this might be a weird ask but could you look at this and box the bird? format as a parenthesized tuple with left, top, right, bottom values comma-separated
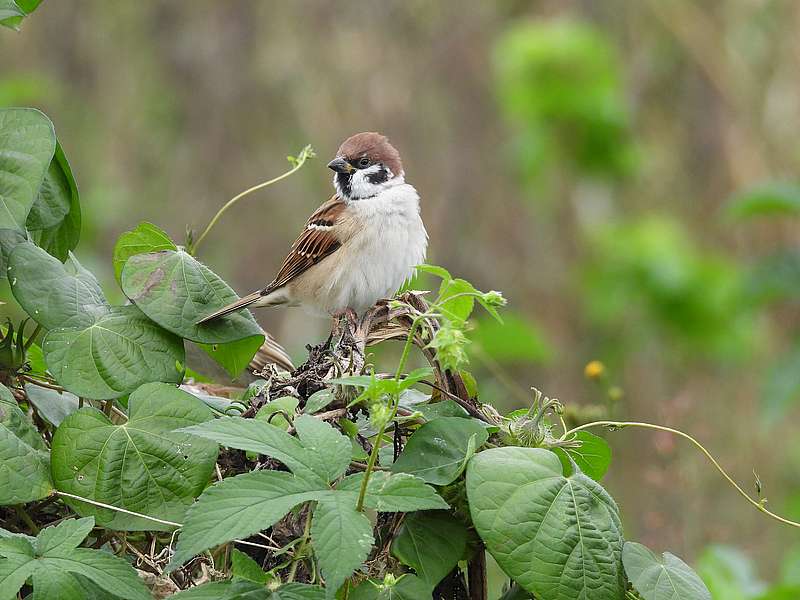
(197, 132, 428, 326)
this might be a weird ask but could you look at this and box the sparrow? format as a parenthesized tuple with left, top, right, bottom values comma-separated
(198, 132, 428, 325)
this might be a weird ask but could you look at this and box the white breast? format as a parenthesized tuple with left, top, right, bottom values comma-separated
(289, 182, 427, 316)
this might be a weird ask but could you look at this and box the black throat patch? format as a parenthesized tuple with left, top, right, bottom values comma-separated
(366, 166, 389, 185)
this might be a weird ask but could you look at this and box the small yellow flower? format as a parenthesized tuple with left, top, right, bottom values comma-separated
(584, 360, 605, 380)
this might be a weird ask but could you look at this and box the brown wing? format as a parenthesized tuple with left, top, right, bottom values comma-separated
(265, 196, 346, 292)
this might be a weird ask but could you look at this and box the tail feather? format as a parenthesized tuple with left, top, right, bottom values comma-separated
(196, 290, 263, 325)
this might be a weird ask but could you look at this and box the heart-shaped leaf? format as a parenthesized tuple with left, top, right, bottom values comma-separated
(112, 221, 176, 284)
(121, 249, 263, 344)
(28, 143, 81, 262)
(8, 242, 106, 330)
(391, 417, 489, 485)
(392, 511, 468, 588)
(24, 383, 79, 427)
(553, 431, 612, 481)
(0, 108, 55, 232)
(42, 304, 185, 399)
(623, 541, 711, 600)
(51, 382, 218, 530)
(0, 383, 52, 505)
(466, 447, 624, 600)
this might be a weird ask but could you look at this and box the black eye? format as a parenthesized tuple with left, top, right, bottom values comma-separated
(358, 157, 370, 168)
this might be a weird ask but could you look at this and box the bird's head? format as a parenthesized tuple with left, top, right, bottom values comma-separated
(327, 132, 404, 201)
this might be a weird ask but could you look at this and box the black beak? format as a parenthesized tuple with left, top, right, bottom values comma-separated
(327, 157, 353, 174)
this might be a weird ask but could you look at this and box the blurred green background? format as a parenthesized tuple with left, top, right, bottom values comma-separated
(2, 0, 799, 593)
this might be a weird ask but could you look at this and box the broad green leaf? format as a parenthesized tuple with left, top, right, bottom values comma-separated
(553, 431, 612, 481)
(0, 108, 55, 231)
(304, 388, 335, 414)
(0, 532, 151, 600)
(179, 416, 348, 485)
(25, 383, 79, 426)
(0, 227, 25, 273)
(9, 242, 105, 330)
(623, 541, 710, 600)
(311, 493, 374, 599)
(415, 264, 452, 281)
(0, 537, 37, 600)
(294, 414, 351, 483)
(121, 249, 263, 344)
(231, 548, 271, 584)
(466, 447, 624, 600)
(268, 584, 326, 600)
(349, 575, 432, 600)
(337, 472, 447, 512)
(32, 568, 85, 600)
(28, 143, 81, 262)
(198, 334, 265, 379)
(40, 548, 151, 600)
(42, 304, 185, 399)
(0, 389, 52, 504)
(695, 545, 764, 600)
(35, 517, 94, 556)
(416, 399, 469, 421)
(51, 382, 218, 530)
(112, 221, 176, 284)
(167, 470, 327, 571)
(727, 182, 800, 218)
(391, 511, 468, 588)
(391, 417, 489, 485)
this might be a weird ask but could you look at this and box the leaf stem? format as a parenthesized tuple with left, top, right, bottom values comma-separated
(287, 507, 313, 582)
(561, 420, 800, 529)
(14, 505, 39, 534)
(356, 318, 422, 512)
(22, 323, 41, 352)
(190, 145, 313, 255)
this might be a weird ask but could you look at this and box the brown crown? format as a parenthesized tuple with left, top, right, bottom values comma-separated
(337, 132, 403, 176)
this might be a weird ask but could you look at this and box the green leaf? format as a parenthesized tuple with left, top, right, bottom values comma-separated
(35, 517, 94, 556)
(121, 249, 263, 344)
(255, 396, 299, 431)
(623, 541, 711, 600)
(167, 470, 327, 571)
(391, 417, 489, 485)
(0, 530, 151, 600)
(42, 304, 185, 399)
(24, 383, 79, 427)
(727, 182, 800, 218)
(0, 227, 25, 273)
(198, 334, 265, 379)
(28, 143, 81, 262)
(231, 549, 270, 584)
(170, 581, 324, 600)
(179, 415, 349, 485)
(466, 447, 624, 600)
(32, 569, 85, 600)
(349, 575, 432, 600)
(0, 0, 40, 30)
(51, 382, 218, 530)
(416, 400, 469, 421)
(8, 242, 106, 329)
(0, 108, 55, 231)
(112, 222, 176, 285)
(304, 388, 335, 414)
(437, 278, 475, 324)
(553, 431, 612, 481)
(311, 493, 374, 599)
(0, 389, 52, 505)
(695, 545, 763, 600)
(337, 472, 447, 512)
(415, 264, 452, 281)
(391, 511, 468, 588)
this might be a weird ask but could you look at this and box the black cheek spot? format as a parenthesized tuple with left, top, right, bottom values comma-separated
(366, 167, 389, 185)
(336, 172, 352, 196)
